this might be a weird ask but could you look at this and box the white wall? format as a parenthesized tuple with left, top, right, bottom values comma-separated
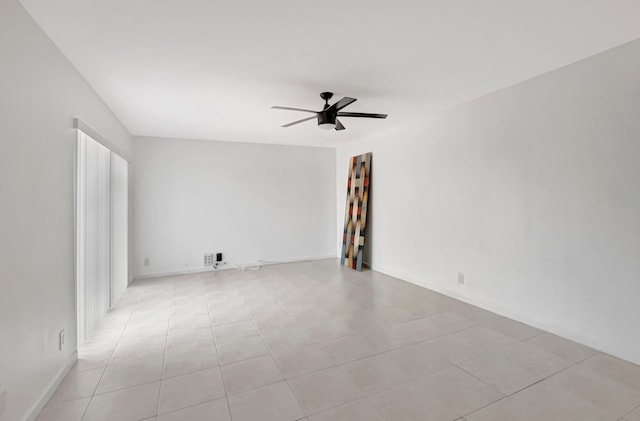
(133, 137, 336, 277)
(337, 39, 640, 365)
(0, 2, 133, 420)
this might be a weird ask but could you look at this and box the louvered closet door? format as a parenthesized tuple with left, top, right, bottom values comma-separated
(110, 153, 128, 306)
(77, 131, 112, 344)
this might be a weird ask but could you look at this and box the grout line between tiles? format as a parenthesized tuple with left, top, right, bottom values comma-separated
(241, 290, 307, 419)
(206, 276, 234, 421)
(77, 301, 135, 421)
(456, 350, 607, 419)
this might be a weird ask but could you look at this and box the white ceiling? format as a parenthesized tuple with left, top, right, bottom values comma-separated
(20, 0, 640, 147)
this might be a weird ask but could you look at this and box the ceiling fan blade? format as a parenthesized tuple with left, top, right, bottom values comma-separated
(337, 112, 388, 119)
(335, 119, 345, 131)
(326, 97, 357, 112)
(271, 106, 318, 114)
(281, 115, 317, 128)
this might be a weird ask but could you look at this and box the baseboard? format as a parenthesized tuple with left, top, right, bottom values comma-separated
(133, 254, 337, 280)
(369, 263, 639, 366)
(23, 351, 78, 421)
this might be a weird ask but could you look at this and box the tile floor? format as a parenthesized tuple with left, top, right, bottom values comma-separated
(36, 259, 640, 421)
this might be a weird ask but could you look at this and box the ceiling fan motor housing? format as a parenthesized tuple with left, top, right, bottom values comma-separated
(317, 108, 337, 125)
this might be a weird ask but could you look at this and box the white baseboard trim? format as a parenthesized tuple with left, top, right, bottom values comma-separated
(23, 351, 78, 421)
(369, 263, 639, 365)
(132, 254, 337, 280)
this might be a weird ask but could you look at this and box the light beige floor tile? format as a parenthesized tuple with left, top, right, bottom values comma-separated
(496, 342, 568, 377)
(110, 335, 166, 364)
(464, 397, 530, 421)
(458, 352, 542, 395)
(414, 366, 504, 417)
(525, 333, 598, 365)
(367, 380, 460, 421)
(362, 324, 416, 353)
(338, 312, 388, 336)
(169, 313, 211, 329)
(391, 312, 473, 343)
(303, 319, 355, 342)
(162, 345, 219, 378)
(165, 329, 214, 352)
(157, 368, 225, 414)
(341, 353, 408, 395)
(384, 343, 452, 379)
(70, 355, 111, 373)
(212, 320, 259, 343)
(262, 328, 315, 354)
(288, 366, 364, 415)
(422, 311, 478, 334)
(156, 397, 230, 421)
(35, 397, 90, 421)
(221, 355, 283, 395)
(210, 309, 251, 326)
(421, 325, 519, 364)
(308, 399, 386, 421)
(217, 336, 269, 365)
(253, 314, 303, 335)
(578, 354, 640, 391)
(272, 343, 335, 378)
(364, 304, 418, 324)
(228, 381, 304, 421)
(548, 362, 640, 417)
(246, 302, 288, 319)
(96, 354, 163, 394)
(120, 323, 169, 342)
(48, 367, 104, 403)
(481, 315, 542, 341)
(624, 405, 640, 421)
(510, 380, 614, 421)
(83, 382, 160, 421)
(168, 315, 211, 334)
(318, 335, 378, 365)
(207, 296, 244, 312)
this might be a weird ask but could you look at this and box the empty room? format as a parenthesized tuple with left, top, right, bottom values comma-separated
(2, 1, 640, 420)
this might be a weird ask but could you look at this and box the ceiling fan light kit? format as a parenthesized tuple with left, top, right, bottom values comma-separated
(272, 92, 387, 131)
(318, 122, 336, 130)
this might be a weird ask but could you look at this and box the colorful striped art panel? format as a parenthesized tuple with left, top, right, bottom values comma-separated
(341, 153, 371, 271)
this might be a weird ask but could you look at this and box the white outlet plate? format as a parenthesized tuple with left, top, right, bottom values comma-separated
(59, 330, 65, 350)
(457, 272, 465, 285)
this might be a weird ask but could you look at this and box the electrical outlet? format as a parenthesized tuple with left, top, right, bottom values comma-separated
(204, 253, 214, 266)
(216, 253, 223, 262)
(59, 330, 65, 350)
(0, 389, 7, 416)
(144, 257, 150, 266)
(457, 272, 465, 286)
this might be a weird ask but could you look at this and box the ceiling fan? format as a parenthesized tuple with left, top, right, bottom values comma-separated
(271, 92, 388, 131)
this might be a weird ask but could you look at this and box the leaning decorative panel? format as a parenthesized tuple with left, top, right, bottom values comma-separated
(341, 153, 371, 271)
